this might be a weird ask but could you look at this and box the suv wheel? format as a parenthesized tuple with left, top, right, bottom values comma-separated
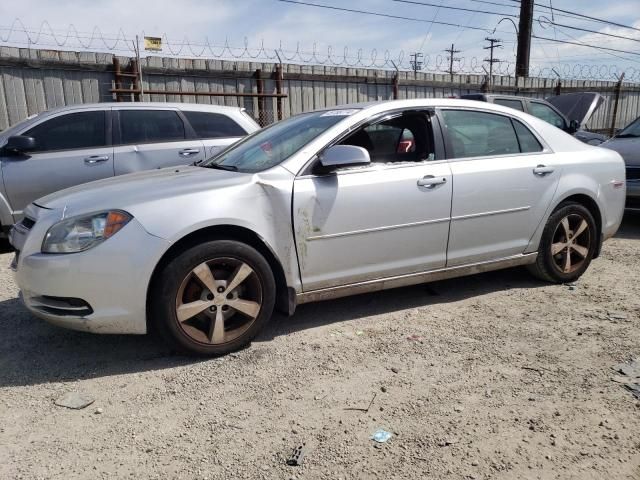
(528, 202, 597, 283)
(151, 240, 276, 356)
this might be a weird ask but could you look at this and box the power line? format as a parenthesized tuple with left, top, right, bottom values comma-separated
(532, 35, 640, 57)
(470, 0, 619, 25)
(541, 17, 640, 44)
(390, 0, 518, 18)
(507, 0, 640, 33)
(548, 26, 640, 65)
(277, 0, 507, 34)
(417, 0, 443, 52)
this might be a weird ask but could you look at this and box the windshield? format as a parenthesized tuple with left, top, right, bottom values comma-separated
(201, 109, 360, 172)
(617, 117, 640, 138)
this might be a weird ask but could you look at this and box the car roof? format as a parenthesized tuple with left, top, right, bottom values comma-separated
(34, 102, 247, 115)
(461, 93, 536, 101)
(313, 98, 530, 114)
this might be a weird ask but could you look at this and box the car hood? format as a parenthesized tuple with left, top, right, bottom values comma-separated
(546, 92, 603, 128)
(34, 165, 253, 213)
(600, 137, 640, 167)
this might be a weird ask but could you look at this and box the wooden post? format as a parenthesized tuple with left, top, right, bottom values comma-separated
(131, 59, 140, 102)
(609, 73, 625, 137)
(113, 57, 121, 102)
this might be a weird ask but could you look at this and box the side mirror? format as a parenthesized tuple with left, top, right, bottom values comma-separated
(4, 135, 36, 154)
(568, 119, 580, 134)
(319, 145, 371, 170)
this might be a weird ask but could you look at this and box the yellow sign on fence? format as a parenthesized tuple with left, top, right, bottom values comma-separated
(144, 36, 162, 51)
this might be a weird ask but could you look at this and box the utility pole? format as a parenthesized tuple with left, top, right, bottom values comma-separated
(444, 44, 461, 76)
(483, 37, 502, 91)
(409, 52, 423, 73)
(516, 0, 534, 77)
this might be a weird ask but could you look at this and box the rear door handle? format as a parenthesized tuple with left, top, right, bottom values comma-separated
(84, 155, 109, 164)
(533, 164, 555, 176)
(417, 175, 447, 188)
(179, 148, 200, 157)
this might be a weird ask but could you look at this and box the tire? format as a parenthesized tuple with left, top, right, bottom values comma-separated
(150, 240, 276, 356)
(528, 202, 597, 283)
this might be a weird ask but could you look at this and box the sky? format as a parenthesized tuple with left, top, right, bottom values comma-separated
(1, 0, 639, 79)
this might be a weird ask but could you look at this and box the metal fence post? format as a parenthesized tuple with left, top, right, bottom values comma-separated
(255, 68, 265, 127)
(276, 64, 283, 121)
(610, 73, 625, 137)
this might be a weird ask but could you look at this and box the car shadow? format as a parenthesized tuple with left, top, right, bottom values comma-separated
(0, 266, 547, 388)
(615, 211, 640, 240)
(259, 266, 545, 341)
(0, 239, 14, 254)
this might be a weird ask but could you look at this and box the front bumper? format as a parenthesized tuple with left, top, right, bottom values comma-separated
(12, 213, 170, 334)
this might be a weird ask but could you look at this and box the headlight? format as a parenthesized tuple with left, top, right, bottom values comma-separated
(42, 210, 132, 254)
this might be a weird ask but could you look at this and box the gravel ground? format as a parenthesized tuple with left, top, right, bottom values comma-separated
(1, 214, 639, 480)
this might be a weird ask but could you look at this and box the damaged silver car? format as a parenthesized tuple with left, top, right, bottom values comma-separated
(9, 99, 626, 356)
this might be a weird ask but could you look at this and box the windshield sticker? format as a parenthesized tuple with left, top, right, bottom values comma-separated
(320, 109, 360, 117)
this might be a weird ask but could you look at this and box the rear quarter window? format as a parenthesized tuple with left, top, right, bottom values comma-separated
(513, 120, 543, 153)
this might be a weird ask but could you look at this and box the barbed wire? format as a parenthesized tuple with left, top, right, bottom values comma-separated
(1, 18, 639, 82)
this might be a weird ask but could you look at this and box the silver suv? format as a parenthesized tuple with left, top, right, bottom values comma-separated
(0, 103, 259, 238)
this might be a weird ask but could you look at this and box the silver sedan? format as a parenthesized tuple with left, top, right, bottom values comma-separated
(9, 99, 626, 356)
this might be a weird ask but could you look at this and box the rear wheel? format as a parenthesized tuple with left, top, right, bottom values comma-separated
(528, 202, 597, 283)
(151, 240, 275, 356)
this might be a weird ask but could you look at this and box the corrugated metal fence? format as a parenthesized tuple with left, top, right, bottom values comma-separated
(1, 46, 639, 133)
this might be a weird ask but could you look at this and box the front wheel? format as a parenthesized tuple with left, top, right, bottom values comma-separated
(151, 240, 276, 356)
(528, 202, 597, 283)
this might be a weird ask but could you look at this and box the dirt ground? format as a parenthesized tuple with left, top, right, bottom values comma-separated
(0, 214, 639, 480)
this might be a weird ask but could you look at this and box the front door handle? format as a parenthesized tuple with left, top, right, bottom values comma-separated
(533, 164, 555, 176)
(179, 148, 200, 157)
(84, 155, 109, 164)
(417, 175, 447, 188)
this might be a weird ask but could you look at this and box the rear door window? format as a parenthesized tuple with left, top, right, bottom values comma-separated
(183, 111, 246, 139)
(528, 102, 566, 129)
(24, 111, 106, 152)
(441, 110, 520, 158)
(494, 98, 525, 111)
(119, 110, 185, 145)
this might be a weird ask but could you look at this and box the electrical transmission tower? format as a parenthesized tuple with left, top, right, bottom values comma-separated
(483, 37, 502, 90)
(444, 44, 461, 75)
(409, 52, 423, 73)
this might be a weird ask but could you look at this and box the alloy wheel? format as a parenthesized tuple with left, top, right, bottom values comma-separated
(175, 258, 263, 345)
(550, 213, 591, 274)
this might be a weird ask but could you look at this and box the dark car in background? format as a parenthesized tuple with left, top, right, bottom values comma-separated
(600, 116, 640, 211)
(461, 93, 608, 145)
